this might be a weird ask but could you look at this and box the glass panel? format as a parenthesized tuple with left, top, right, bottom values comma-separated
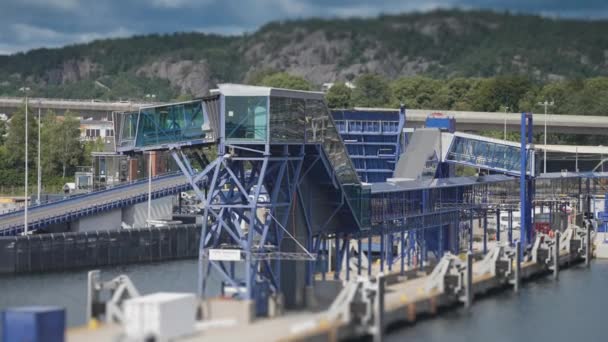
(269, 96, 305, 143)
(446, 136, 526, 174)
(225, 96, 267, 141)
(133, 101, 207, 148)
(305, 99, 359, 185)
(306, 99, 369, 228)
(117, 112, 138, 149)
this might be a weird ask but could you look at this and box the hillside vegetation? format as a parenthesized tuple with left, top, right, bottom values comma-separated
(1, 9, 608, 104)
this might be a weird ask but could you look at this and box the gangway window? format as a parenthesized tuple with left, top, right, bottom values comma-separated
(269, 96, 305, 143)
(118, 111, 138, 149)
(134, 101, 206, 148)
(306, 99, 359, 185)
(225, 96, 268, 142)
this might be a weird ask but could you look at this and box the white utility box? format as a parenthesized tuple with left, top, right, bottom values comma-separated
(124, 292, 197, 341)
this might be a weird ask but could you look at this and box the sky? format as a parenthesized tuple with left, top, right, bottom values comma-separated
(1, 0, 608, 55)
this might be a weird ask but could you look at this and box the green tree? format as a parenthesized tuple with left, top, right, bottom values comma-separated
(390, 77, 442, 108)
(325, 83, 352, 108)
(43, 111, 83, 178)
(258, 72, 312, 90)
(0, 120, 7, 145)
(5, 105, 39, 171)
(444, 78, 482, 110)
(351, 74, 391, 107)
(470, 76, 532, 112)
(82, 138, 106, 166)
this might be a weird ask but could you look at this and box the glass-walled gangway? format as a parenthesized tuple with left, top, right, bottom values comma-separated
(445, 132, 535, 176)
(115, 100, 214, 152)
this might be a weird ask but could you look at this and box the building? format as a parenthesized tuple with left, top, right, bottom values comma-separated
(80, 118, 114, 142)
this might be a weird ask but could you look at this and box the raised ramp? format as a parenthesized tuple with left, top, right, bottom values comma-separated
(0, 173, 190, 235)
(393, 128, 441, 180)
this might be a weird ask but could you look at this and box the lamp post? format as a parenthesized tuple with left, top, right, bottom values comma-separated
(147, 151, 152, 226)
(19, 87, 30, 234)
(37, 101, 41, 205)
(502, 105, 510, 142)
(537, 100, 554, 174)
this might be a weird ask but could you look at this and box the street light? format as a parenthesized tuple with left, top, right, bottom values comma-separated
(37, 101, 42, 205)
(502, 105, 510, 142)
(19, 87, 30, 234)
(537, 100, 554, 174)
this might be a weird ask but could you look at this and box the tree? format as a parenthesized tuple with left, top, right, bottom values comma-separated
(43, 111, 83, 178)
(390, 77, 442, 109)
(82, 138, 106, 166)
(325, 83, 352, 108)
(258, 72, 312, 90)
(470, 76, 532, 112)
(0, 119, 7, 145)
(351, 74, 391, 107)
(5, 105, 39, 171)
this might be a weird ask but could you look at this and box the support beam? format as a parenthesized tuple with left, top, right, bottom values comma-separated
(508, 210, 513, 245)
(496, 209, 501, 242)
(483, 211, 488, 254)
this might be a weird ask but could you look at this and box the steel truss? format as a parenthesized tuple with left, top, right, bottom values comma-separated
(171, 144, 316, 311)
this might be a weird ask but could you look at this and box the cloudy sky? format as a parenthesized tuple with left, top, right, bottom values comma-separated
(1, 0, 607, 55)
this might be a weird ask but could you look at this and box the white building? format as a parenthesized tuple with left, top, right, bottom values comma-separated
(80, 118, 114, 142)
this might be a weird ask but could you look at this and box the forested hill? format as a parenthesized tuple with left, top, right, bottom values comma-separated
(1, 9, 608, 101)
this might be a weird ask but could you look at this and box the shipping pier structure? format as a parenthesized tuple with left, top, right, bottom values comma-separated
(110, 84, 592, 315)
(1, 84, 603, 342)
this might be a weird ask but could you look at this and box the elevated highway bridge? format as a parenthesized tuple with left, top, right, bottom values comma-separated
(1, 96, 608, 135)
(357, 107, 608, 136)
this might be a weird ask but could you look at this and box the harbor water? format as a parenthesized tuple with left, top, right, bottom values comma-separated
(1, 259, 606, 341)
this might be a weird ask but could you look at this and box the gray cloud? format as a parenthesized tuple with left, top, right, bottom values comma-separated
(0, 0, 607, 55)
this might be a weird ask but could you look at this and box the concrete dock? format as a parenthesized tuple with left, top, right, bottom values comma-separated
(68, 234, 589, 342)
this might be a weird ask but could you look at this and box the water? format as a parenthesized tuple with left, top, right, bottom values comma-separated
(388, 260, 608, 342)
(0, 260, 201, 328)
(1, 260, 607, 341)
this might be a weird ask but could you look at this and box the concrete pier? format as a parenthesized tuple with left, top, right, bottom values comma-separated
(68, 235, 590, 342)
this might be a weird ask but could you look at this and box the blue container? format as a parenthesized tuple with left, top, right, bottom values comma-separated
(2, 306, 65, 342)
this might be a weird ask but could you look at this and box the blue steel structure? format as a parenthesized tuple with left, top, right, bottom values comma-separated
(115, 86, 503, 313)
(520, 113, 535, 254)
(116, 85, 372, 314)
(331, 106, 406, 183)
